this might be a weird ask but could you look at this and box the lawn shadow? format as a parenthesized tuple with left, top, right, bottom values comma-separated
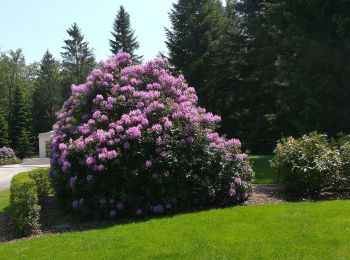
(0, 207, 13, 242)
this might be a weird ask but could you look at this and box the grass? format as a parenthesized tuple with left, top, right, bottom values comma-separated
(0, 200, 349, 259)
(250, 155, 275, 184)
(0, 189, 10, 212)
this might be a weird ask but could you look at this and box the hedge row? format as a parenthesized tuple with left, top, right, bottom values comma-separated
(9, 168, 52, 237)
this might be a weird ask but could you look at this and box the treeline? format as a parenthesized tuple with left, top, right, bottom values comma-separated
(166, 0, 350, 153)
(1, 1, 350, 157)
(0, 6, 140, 157)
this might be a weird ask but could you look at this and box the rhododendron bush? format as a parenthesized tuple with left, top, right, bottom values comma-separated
(50, 53, 253, 219)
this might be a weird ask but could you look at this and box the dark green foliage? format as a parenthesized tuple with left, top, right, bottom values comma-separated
(9, 168, 52, 237)
(110, 6, 142, 62)
(9, 85, 32, 159)
(268, 1, 350, 138)
(32, 51, 61, 138)
(166, 0, 279, 153)
(0, 108, 9, 147)
(61, 23, 95, 100)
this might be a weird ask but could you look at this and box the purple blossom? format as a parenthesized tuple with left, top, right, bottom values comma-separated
(226, 138, 241, 148)
(72, 200, 79, 208)
(234, 177, 242, 185)
(69, 176, 78, 188)
(126, 126, 142, 139)
(145, 160, 152, 168)
(186, 136, 194, 143)
(235, 153, 248, 161)
(86, 156, 95, 166)
(229, 188, 237, 197)
(152, 204, 165, 214)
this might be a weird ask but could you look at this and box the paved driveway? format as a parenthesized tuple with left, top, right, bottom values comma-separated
(0, 158, 50, 192)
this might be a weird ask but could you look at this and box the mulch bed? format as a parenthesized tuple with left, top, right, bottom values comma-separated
(1, 184, 350, 243)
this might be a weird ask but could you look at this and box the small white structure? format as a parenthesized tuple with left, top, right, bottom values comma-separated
(38, 130, 55, 158)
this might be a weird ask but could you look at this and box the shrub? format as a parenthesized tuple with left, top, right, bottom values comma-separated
(0, 147, 16, 160)
(9, 168, 51, 236)
(0, 147, 21, 166)
(271, 133, 349, 196)
(50, 53, 253, 219)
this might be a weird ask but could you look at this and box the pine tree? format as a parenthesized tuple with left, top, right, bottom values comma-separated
(32, 50, 61, 137)
(9, 84, 31, 158)
(0, 108, 9, 147)
(109, 5, 142, 62)
(166, 0, 243, 136)
(61, 23, 95, 99)
(166, 0, 209, 81)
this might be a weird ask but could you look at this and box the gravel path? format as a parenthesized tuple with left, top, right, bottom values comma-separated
(246, 184, 285, 205)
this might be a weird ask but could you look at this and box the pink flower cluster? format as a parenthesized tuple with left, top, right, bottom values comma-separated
(51, 53, 252, 218)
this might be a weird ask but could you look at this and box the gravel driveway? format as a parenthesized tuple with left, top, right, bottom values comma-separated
(0, 158, 50, 192)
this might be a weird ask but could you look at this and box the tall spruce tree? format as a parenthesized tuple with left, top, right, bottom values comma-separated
(166, 0, 209, 83)
(9, 84, 31, 158)
(166, 0, 250, 144)
(226, 0, 281, 153)
(0, 108, 9, 147)
(109, 5, 142, 62)
(61, 23, 95, 100)
(32, 50, 61, 138)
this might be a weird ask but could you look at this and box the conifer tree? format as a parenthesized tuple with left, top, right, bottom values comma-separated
(32, 50, 61, 137)
(9, 85, 31, 158)
(0, 108, 9, 147)
(109, 5, 142, 62)
(61, 23, 95, 99)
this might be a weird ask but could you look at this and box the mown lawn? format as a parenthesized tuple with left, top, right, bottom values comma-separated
(1, 199, 350, 259)
(0, 189, 9, 212)
(250, 155, 275, 184)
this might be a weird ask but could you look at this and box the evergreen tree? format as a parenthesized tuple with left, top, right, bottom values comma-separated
(61, 23, 95, 100)
(166, 0, 209, 83)
(166, 0, 249, 144)
(109, 5, 142, 62)
(0, 49, 26, 116)
(228, 0, 281, 153)
(0, 108, 9, 147)
(9, 84, 31, 158)
(32, 50, 61, 138)
(268, 0, 350, 138)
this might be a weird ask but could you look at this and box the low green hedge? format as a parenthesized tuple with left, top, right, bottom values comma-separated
(9, 168, 52, 237)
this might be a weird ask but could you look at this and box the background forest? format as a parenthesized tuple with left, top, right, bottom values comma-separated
(1, 0, 349, 157)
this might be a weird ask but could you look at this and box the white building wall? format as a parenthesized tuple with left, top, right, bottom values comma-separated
(38, 131, 55, 158)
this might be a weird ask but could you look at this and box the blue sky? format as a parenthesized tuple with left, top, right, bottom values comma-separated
(0, 0, 175, 63)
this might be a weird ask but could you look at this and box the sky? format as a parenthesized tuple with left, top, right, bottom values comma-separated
(0, 0, 176, 63)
